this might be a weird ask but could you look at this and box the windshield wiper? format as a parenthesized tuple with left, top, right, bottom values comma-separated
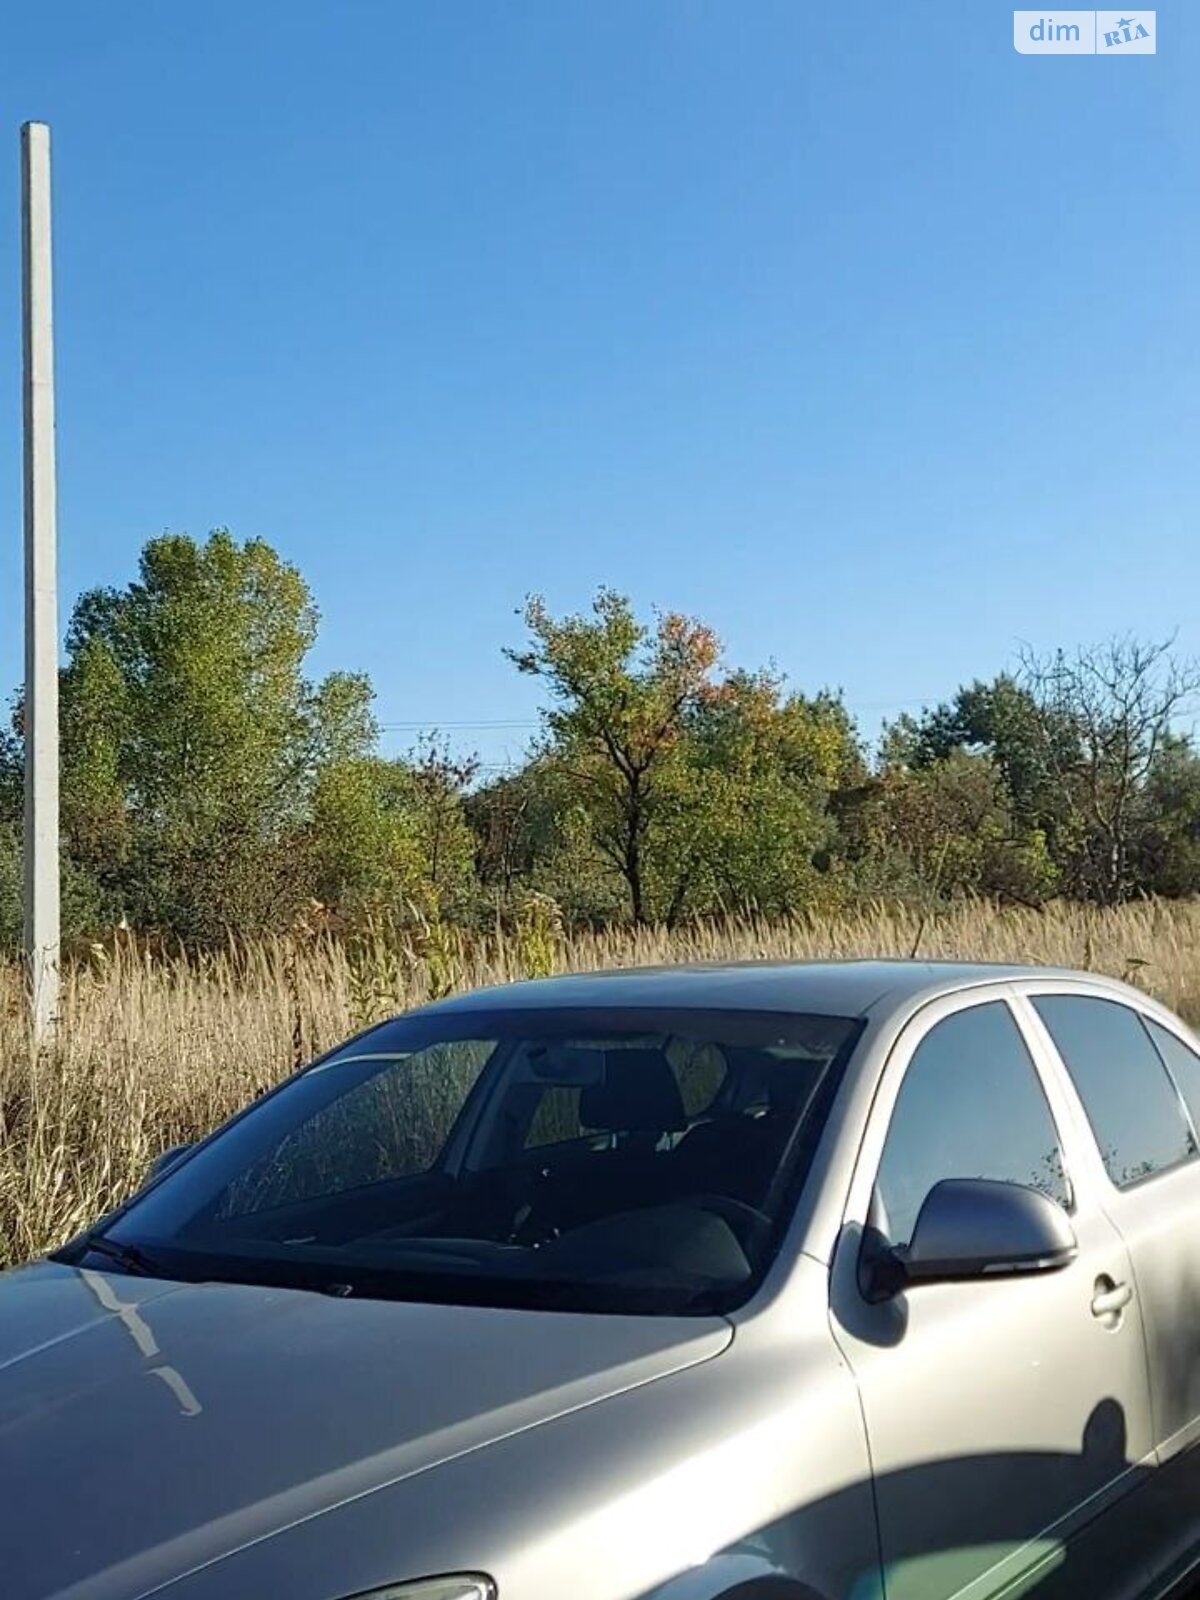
(81, 1233, 165, 1278)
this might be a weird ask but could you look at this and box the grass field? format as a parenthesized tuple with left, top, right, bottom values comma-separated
(3, 897, 1199, 1268)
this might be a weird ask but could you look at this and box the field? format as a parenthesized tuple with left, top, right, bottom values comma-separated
(3, 897, 1200, 1268)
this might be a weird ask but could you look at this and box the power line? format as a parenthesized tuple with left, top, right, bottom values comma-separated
(375, 696, 945, 734)
(377, 719, 539, 731)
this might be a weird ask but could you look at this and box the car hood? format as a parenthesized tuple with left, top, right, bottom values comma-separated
(0, 1260, 731, 1600)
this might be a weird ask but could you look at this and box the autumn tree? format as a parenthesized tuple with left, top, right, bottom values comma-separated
(506, 593, 863, 923)
(508, 591, 722, 922)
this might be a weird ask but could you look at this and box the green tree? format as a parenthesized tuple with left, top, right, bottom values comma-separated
(887, 675, 1076, 845)
(310, 742, 479, 918)
(56, 530, 376, 938)
(0, 825, 108, 956)
(880, 640, 1200, 905)
(1134, 736, 1200, 897)
(651, 673, 863, 921)
(0, 726, 20, 826)
(869, 750, 1060, 906)
(469, 755, 628, 925)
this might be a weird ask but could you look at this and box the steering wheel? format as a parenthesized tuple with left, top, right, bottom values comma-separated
(681, 1194, 774, 1258)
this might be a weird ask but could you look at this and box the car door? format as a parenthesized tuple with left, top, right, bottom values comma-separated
(1020, 986, 1200, 1584)
(828, 987, 1158, 1600)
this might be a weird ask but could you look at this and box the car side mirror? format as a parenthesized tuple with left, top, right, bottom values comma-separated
(144, 1143, 192, 1185)
(868, 1178, 1076, 1300)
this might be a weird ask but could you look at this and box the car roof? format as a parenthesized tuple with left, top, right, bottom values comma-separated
(413, 959, 1117, 1022)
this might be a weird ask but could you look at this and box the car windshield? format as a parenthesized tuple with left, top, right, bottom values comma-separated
(77, 1006, 861, 1316)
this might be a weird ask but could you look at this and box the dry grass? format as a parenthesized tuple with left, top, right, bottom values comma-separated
(3, 898, 1200, 1266)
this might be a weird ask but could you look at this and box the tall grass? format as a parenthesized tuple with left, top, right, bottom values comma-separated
(3, 898, 1200, 1266)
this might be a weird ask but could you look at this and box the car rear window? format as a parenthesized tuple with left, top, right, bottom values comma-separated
(1033, 996, 1197, 1189)
(1144, 1020, 1200, 1141)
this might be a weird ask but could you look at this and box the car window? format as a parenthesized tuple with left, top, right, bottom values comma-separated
(219, 1041, 495, 1216)
(1032, 996, 1197, 1189)
(1143, 1020, 1200, 1143)
(876, 1001, 1070, 1249)
(104, 1006, 861, 1318)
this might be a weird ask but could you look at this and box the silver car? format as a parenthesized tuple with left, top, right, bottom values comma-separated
(8, 961, 1200, 1600)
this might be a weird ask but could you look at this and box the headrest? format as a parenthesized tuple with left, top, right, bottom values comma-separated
(580, 1049, 687, 1134)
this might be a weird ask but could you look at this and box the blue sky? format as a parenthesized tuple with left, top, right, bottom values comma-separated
(0, 2, 1195, 773)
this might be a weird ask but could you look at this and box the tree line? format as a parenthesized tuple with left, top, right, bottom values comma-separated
(2, 529, 1198, 950)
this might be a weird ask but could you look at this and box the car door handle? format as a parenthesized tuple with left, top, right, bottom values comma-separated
(1091, 1281, 1133, 1319)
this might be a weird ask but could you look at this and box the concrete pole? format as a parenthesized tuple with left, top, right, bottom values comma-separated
(21, 121, 60, 1047)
